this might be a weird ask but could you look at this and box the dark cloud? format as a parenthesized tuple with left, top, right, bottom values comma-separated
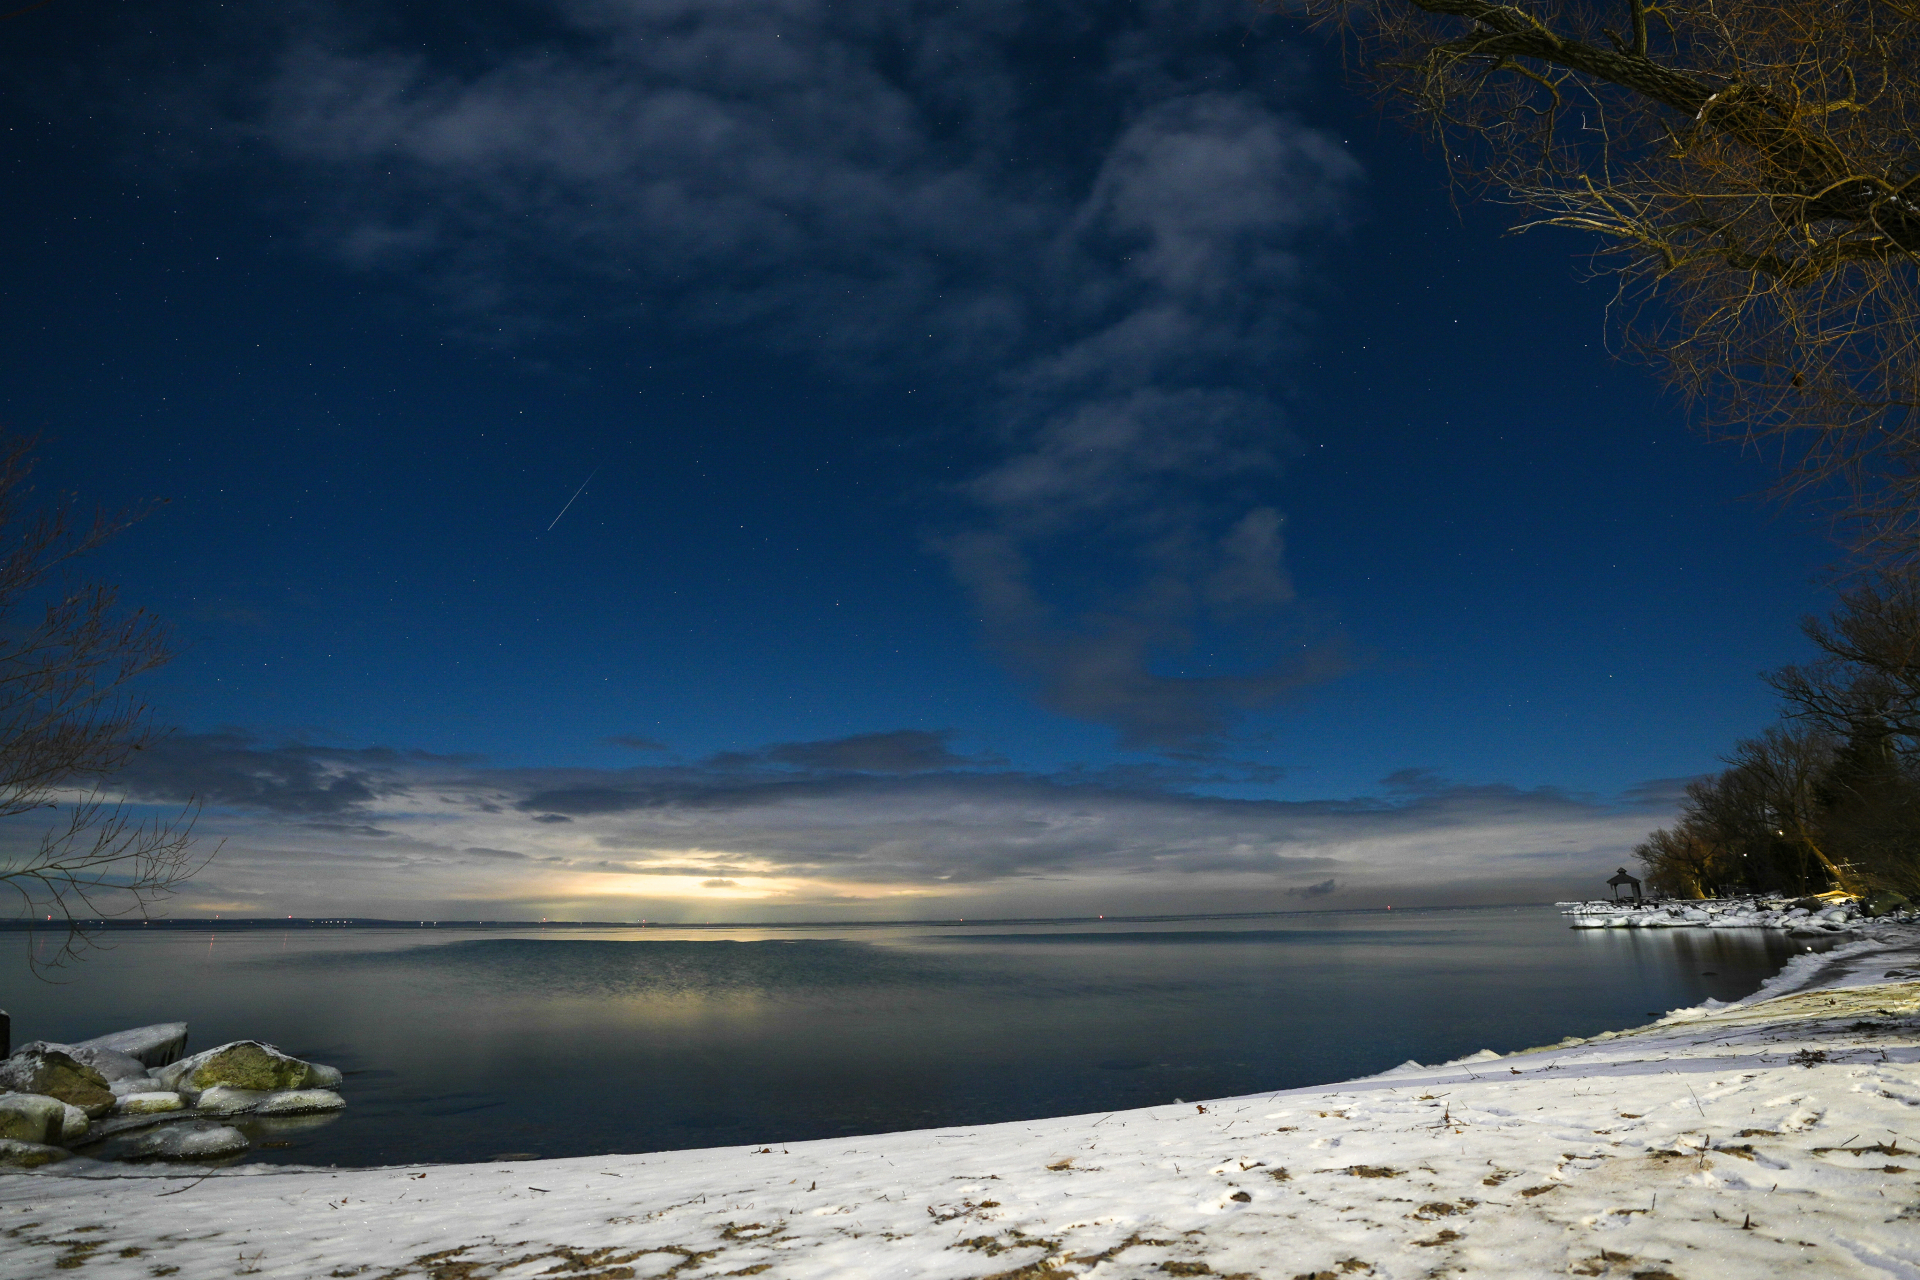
(701, 879, 738, 889)
(742, 729, 995, 774)
(1380, 768, 1447, 795)
(1617, 776, 1699, 809)
(118, 731, 428, 815)
(303, 822, 396, 838)
(521, 789, 647, 816)
(463, 846, 529, 861)
(1285, 877, 1338, 898)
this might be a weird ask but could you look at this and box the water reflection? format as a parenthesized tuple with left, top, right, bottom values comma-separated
(2, 907, 1815, 1168)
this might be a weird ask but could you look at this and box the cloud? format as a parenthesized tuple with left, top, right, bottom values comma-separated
(713, 729, 995, 774)
(1381, 768, 1448, 795)
(936, 90, 1359, 749)
(115, 731, 434, 816)
(95, 0, 1359, 753)
(101, 733, 1676, 919)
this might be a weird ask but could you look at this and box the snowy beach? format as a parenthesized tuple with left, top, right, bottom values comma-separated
(3, 926, 1918, 1279)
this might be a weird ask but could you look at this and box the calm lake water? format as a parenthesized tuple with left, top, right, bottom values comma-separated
(1, 906, 1817, 1167)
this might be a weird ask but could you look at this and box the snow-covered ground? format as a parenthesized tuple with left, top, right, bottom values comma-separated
(4, 928, 1918, 1279)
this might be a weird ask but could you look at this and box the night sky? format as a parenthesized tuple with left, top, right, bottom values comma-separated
(1, 0, 1838, 919)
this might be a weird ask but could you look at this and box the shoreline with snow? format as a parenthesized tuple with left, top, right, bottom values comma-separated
(1559, 894, 1907, 937)
(4, 925, 1919, 1278)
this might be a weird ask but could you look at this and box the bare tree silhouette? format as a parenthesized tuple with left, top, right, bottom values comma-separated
(0, 437, 212, 973)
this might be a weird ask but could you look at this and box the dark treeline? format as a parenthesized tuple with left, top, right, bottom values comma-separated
(1638, 572, 1920, 902)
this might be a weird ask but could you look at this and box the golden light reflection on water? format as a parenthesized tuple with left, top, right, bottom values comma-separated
(542, 868, 955, 912)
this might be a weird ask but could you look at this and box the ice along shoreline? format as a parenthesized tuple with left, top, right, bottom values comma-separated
(2, 921, 1917, 1278)
(1559, 892, 1914, 937)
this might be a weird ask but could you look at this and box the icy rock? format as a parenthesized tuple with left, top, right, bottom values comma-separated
(17, 1041, 151, 1084)
(0, 1138, 70, 1168)
(156, 1041, 319, 1093)
(304, 1062, 344, 1089)
(109, 1076, 161, 1098)
(60, 1102, 88, 1143)
(259, 1088, 345, 1116)
(72, 1023, 188, 1070)
(195, 1086, 275, 1115)
(129, 1122, 249, 1161)
(115, 1092, 185, 1116)
(0, 1048, 114, 1116)
(0, 1091, 68, 1143)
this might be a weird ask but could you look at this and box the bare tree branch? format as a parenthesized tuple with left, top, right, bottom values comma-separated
(1292, 0, 1920, 563)
(0, 435, 211, 974)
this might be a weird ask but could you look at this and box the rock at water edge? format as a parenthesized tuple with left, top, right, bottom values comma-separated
(16, 1041, 151, 1084)
(304, 1062, 344, 1088)
(156, 1041, 316, 1093)
(129, 1123, 249, 1161)
(0, 1138, 69, 1168)
(258, 1088, 345, 1115)
(114, 1091, 186, 1116)
(194, 1086, 275, 1115)
(72, 1023, 188, 1069)
(0, 1049, 114, 1116)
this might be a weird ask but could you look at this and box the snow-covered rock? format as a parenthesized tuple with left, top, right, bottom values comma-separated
(16, 1041, 151, 1084)
(305, 1062, 344, 1088)
(71, 1022, 188, 1069)
(58, 1102, 87, 1144)
(155, 1041, 326, 1094)
(0, 1092, 67, 1144)
(127, 1123, 249, 1161)
(107, 1075, 160, 1098)
(0, 1138, 68, 1168)
(0, 1048, 114, 1116)
(193, 1086, 275, 1115)
(113, 1092, 185, 1116)
(258, 1088, 345, 1116)
(191, 1084, 346, 1117)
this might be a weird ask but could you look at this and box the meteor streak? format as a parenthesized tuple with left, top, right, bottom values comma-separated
(546, 469, 599, 532)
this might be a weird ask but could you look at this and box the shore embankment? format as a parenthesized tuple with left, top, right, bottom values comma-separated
(3, 926, 1917, 1279)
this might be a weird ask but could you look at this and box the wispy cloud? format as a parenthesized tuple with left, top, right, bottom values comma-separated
(105, 0, 1362, 752)
(91, 732, 1674, 919)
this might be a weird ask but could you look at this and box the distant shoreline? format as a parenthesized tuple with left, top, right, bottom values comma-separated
(0, 904, 1560, 932)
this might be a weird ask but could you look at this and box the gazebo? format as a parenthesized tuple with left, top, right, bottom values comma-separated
(1607, 867, 1643, 902)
